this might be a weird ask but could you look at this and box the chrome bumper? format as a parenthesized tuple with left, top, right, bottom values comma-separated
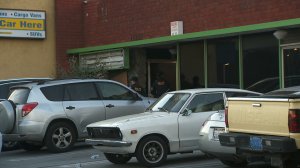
(85, 139, 132, 147)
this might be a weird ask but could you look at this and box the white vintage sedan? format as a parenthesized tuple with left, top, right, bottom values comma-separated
(86, 88, 259, 167)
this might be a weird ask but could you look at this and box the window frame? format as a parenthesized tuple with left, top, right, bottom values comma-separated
(183, 92, 226, 113)
(95, 81, 140, 101)
(63, 82, 101, 101)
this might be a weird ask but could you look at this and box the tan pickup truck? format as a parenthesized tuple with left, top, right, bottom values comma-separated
(219, 86, 300, 168)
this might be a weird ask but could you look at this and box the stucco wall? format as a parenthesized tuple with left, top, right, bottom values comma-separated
(0, 0, 56, 79)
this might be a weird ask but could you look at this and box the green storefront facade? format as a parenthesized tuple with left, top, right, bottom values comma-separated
(67, 18, 300, 95)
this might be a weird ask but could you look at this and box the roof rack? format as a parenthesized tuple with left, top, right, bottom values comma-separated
(36, 77, 102, 85)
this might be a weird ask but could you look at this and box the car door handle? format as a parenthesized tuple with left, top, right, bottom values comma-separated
(66, 106, 75, 110)
(106, 104, 115, 108)
(252, 103, 261, 107)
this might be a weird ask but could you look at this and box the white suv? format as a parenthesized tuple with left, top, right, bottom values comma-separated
(0, 79, 155, 153)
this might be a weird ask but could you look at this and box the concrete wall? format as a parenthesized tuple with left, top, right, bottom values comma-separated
(0, 0, 56, 79)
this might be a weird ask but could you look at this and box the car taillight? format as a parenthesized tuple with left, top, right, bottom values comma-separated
(288, 109, 300, 133)
(225, 107, 229, 128)
(22, 102, 38, 117)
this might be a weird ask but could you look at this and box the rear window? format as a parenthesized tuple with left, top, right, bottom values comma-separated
(40, 85, 64, 101)
(225, 92, 261, 97)
(0, 81, 37, 99)
(0, 84, 10, 99)
(8, 88, 30, 105)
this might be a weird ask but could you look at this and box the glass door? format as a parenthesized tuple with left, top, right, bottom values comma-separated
(147, 60, 176, 97)
(283, 45, 300, 88)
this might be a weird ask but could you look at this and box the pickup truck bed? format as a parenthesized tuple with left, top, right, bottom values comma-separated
(219, 94, 300, 168)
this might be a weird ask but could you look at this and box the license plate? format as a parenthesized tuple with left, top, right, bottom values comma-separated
(250, 137, 263, 151)
(212, 127, 225, 141)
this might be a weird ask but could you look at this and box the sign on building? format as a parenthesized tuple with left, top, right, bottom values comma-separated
(170, 21, 183, 36)
(79, 49, 129, 70)
(0, 9, 46, 39)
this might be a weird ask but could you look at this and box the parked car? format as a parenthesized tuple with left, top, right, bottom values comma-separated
(0, 78, 51, 151)
(246, 75, 300, 93)
(198, 91, 262, 167)
(199, 114, 245, 167)
(0, 79, 156, 153)
(219, 86, 300, 168)
(85, 88, 260, 167)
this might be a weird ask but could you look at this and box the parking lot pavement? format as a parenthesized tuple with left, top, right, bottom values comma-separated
(43, 153, 225, 168)
(0, 143, 275, 168)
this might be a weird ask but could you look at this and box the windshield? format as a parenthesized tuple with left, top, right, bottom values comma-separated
(147, 93, 190, 112)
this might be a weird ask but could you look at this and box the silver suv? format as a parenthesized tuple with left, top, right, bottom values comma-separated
(0, 79, 155, 153)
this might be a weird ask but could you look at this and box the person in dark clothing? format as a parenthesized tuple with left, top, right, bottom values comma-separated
(151, 73, 170, 98)
(192, 76, 203, 88)
(129, 76, 144, 96)
(181, 74, 191, 89)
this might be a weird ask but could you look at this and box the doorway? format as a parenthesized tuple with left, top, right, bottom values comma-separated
(283, 44, 300, 88)
(147, 60, 176, 97)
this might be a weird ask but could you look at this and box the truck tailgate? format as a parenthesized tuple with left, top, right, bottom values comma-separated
(228, 98, 290, 136)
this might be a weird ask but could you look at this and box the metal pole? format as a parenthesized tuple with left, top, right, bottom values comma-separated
(176, 43, 181, 90)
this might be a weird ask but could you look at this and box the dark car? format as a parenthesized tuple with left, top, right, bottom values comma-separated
(246, 76, 300, 93)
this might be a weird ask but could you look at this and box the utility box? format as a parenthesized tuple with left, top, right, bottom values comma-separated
(170, 21, 183, 36)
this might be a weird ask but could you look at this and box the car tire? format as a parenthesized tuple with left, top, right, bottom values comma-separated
(45, 122, 76, 153)
(20, 142, 43, 151)
(104, 153, 132, 164)
(220, 159, 248, 167)
(136, 136, 168, 167)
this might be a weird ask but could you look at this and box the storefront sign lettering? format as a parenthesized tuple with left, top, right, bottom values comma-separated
(0, 9, 46, 39)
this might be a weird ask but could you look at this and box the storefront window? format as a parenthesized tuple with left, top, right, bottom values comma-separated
(180, 42, 204, 89)
(243, 32, 278, 93)
(283, 46, 300, 88)
(207, 37, 239, 88)
(281, 28, 300, 88)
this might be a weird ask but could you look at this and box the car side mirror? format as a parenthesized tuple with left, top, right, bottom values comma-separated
(182, 108, 192, 116)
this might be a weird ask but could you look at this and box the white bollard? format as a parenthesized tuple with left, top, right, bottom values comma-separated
(0, 132, 2, 152)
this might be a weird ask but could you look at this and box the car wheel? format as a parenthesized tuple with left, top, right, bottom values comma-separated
(45, 122, 76, 153)
(136, 136, 167, 167)
(20, 142, 43, 151)
(220, 159, 248, 167)
(104, 153, 132, 164)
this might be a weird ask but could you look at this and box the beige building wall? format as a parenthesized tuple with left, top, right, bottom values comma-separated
(0, 0, 56, 79)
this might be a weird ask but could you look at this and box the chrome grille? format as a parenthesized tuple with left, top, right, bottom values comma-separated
(87, 127, 122, 140)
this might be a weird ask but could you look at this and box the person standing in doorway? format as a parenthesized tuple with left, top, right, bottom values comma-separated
(129, 76, 145, 96)
(192, 76, 203, 88)
(151, 72, 170, 98)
